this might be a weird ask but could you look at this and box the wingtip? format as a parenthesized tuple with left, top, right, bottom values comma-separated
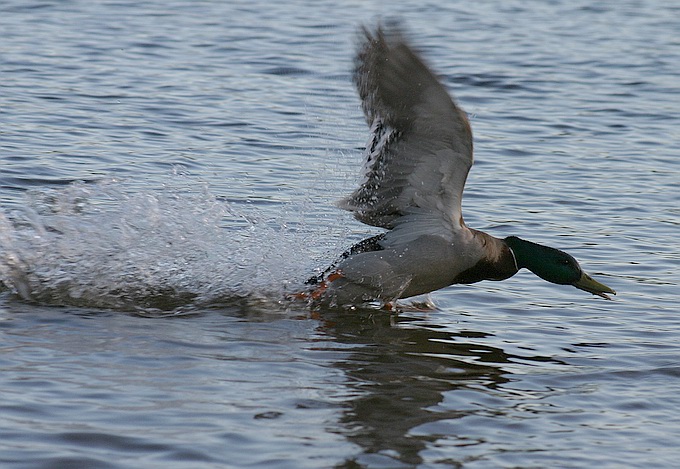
(356, 18, 407, 48)
(334, 195, 353, 211)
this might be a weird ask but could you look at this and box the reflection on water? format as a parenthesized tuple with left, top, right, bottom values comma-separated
(318, 309, 559, 467)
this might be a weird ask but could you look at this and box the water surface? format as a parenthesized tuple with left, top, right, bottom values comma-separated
(1, 0, 679, 467)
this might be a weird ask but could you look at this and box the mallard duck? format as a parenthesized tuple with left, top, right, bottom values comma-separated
(303, 23, 615, 307)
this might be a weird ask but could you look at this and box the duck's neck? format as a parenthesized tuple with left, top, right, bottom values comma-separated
(504, 236, 535, 270)
(504, 236, 552, 272)
(503, 235, 576, 284)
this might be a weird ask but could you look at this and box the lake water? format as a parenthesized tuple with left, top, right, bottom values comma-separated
(1, 0, 679, 467)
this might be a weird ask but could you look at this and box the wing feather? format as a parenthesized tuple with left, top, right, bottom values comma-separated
(337, 23, 474, 244)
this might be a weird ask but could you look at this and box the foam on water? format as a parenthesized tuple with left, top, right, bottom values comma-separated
(0, 172, 337, 312)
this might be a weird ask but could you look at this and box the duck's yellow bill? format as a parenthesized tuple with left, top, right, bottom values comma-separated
(573, 272, 616, 300)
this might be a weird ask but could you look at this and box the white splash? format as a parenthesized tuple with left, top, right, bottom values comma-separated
(0, 173, 343, 312)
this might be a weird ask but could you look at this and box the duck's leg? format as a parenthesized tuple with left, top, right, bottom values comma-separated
(290, 271, 345, 302)
(380, 295, 437, 312)
(400, 295, 438, 312)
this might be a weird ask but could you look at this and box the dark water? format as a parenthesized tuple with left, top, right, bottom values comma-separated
(2, 0, 679, 467)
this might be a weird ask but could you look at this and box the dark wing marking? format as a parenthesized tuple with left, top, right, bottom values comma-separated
(305, 233, 386, 285)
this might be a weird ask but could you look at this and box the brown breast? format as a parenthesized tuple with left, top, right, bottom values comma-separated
(452, 230, 519, 284)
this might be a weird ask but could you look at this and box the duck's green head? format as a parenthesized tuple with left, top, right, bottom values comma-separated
(504, 236, 616, 300)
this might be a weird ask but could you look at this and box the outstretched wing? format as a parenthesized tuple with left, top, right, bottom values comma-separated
(337, 24, 474, 245)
